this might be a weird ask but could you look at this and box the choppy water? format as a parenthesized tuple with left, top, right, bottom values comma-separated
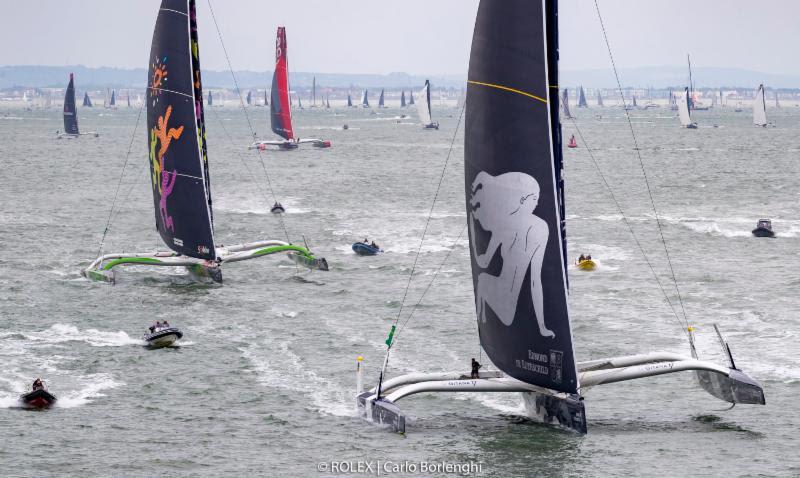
(1, 102, 799, 477)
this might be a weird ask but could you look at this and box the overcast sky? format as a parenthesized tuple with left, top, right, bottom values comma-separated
(1, 0, 798, 76)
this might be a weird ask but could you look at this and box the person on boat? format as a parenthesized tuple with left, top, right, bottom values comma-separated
(32, 378, 44, 391)
(370, 241, 378, 249)
(578, 254, 586, 263)
(469, 171, 555, 337)
(162, 320, 170, 329)
(587, 254, 592, 260)
(470, 358, 482, 379)
(149, 324, 155, 334)
(363, 238, 368, 244)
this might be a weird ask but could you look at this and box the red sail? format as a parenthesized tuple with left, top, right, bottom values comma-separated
(270, 27, 294, 140)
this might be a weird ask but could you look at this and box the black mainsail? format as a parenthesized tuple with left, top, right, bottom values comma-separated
(378, 88, 385, 107)
(83, 91, 93, 107)
(147, 0, 215, 260)
(465, 0, 577, 394)
(578, 86, 587, 107)
(400, 90, 406, 107)
(63, 73, 79, 135)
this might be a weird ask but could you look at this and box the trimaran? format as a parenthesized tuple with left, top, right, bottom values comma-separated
(82, 0, 328, 284)
(357, 0, 764, 434)
(250, 27, 330, 150)
(57, 73, 98, 139)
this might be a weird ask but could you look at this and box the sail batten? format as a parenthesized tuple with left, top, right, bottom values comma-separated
(146, 0, 215, 260)
(465, 0, 577, 394)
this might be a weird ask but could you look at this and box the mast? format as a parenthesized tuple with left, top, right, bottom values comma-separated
(146, 0, 216, 260)
(465, 0, 578, 394)
(63, 73, 79, 135)
(270, 26, 294, 140)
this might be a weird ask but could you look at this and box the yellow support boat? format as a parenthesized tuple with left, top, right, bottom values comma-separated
(576, 259, 597, 271)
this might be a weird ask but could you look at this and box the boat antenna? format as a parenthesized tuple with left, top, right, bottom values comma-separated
(206, 0, 292, 243)
(376, 101, 466, 398)
(594, 0, 690, 333)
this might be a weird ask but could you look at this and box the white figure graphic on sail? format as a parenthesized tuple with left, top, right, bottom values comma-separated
(469, 171, 554, 338)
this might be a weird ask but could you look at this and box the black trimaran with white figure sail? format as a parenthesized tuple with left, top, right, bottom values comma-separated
(58, 73, 98, 139)
(357, 0, 764, 434)
(250, 27, 330, 150)
(82, 0, 328, 284)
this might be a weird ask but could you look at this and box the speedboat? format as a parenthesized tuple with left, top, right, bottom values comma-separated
(576, 257, 596, 271)
(352, 242, 382, 256)
(271, 203, 285, 214)
(423, 122, 440, 130)
(752, 219, 775, 238)
(20, 388, 57, 409)
(143, 327, 183, 349)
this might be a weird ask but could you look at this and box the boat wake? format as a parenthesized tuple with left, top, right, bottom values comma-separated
(14, 323, 143, 347)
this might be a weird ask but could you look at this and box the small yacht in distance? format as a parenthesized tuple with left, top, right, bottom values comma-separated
(270, 202, 285, 214)
(143, 322, 183, 349)
(751, 219, 775, 238)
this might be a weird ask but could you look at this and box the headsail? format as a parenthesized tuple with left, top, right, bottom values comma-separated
(400, 90, 406, 107)
(83, 92, 92, 107)
(561, 88, 573, 119)
(63, 73, 79, 135)
(578, 86, 587, 107)
(678, 87, 694, 127)
(270, 26, 294, 140)
(378, 88, 385, 107)
(753, 84, 767, 126)
(147, 0, 215, 260)
(465, 0, 578, 394)
(416, 80, 434, 126)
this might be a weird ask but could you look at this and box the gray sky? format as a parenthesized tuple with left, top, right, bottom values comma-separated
(1, 0, 798, 75)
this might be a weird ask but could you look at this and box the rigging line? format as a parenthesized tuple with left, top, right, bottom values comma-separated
(206, 0, 292, 244)
(568, 120, 687, 332)
(393, 101, 466, 326)
(393, 223, 468, 347)
(95, 99, 146, 258)
(594, 0, 690, 327)
(206, 106, 291, 244)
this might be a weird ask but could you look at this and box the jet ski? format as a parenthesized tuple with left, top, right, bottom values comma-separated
(20, 384, 56, 409)
(143, 327, 183, 349)
(752, 219, 775, 238)
(352, 242, 382, 256)
(271, 202, 285, 214)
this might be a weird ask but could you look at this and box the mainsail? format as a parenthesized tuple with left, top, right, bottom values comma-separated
(378, 88, 385, 107)
(416, 80, 434, 126)
(465, 0, 577, 394)
(208, 90, 213, 106)
(678, 87, 694, 127)
(264, 90, 268, 106)
(361, 89, 369, 107)
(325, 95, 330, 109)
(578, 86, 587, 107)
(147, 0, 215, 260)
(63, 73, 79, 135)
(270, 26, 294, 140)
(561, 88, 573, 119)
(753, 84, 767, 126)
(83, 91, 92, 107)
(400, 91, 406, 107)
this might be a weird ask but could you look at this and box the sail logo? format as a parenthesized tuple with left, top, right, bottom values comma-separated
(549, 350, 563, 384)
(197, 245, 210, 255)
(469, 171, 555, 338)
(173, 238, 183, 247)
(151, 105, 184, 232)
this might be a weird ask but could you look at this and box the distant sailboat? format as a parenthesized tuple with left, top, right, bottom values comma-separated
(400, 91, 406, 107)
(711, 92, 717, 108)
(325, 95, 330, 109)
(668, 89, 677, 110)
(596, 90, 603, 107)
(83, 0, 328, 284)
(561, 88, 573, 119)
(753, 84, 768, 127)
(264, 90, 269, 106)
(83, 92, 92, 107)
(774, 90, 780, 108)
(250, 27, 331, 150)
(357, 0, 764, 435)
(110, 90, 116, 107)
(127, 93, 131, 108)
(416, 79, 438, 129)
(378, 88, 385, 108)
(408, 90, 415, 105)
(208, 90, 213, 106)
(361, 89, 369, 108)
(297, 95, 303, 109)
(311, 76, 317, 107)
(246, 90, 252, 106)
(347, 93, 353, 107)
(577, 86, 588, 107)
(57, 73, 98, 139)
(678, 87, 698, 129)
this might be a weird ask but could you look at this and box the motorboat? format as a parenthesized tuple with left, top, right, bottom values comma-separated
(143, 326, 183, 349)
(20, 382, 57, 409)
(271, 202, 286, 214)
(752, 219, 775, 238)
(576, 257, 596, 271)
(352, 242, 382, 256)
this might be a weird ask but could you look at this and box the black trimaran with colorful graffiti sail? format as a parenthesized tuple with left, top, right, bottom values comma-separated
(82, 0, 327, 284)
(57, 73, 98, 139)
(357, 0, 764, 434)
(250, 27, 330, 150)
